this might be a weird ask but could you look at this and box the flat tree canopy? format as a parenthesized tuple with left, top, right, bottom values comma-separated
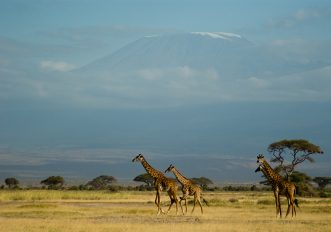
(313, 177, 331, 189)
(133, 173, 154, 186)
(86, 175, 117, 190)
(191, 177, 213, 190)
(40, 176, 64, 189)
(5, 177, 19, 188)
(268, 139, 323, 178)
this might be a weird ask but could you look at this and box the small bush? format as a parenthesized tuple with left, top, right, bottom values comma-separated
(319, 191, 331, 198)
(229, 198, 239, 203)
(257, 199, 274, 205)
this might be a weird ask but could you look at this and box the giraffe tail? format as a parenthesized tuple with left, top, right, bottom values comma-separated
(294, 184, 299, 208)
(294, 199, 299, 208)
(202, 197, 209, 207)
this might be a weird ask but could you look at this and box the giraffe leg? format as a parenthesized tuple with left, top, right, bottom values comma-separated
(155, 190, 161, 215)
(285, 198, 291, 218)
(277, 194, 282, 218)
(274, 191, 282, 218)
(180, 198, 188, 214)
(154, 190, 158, 206)
(167, 196, 184, 215)
(194, 192, 203, 214)
(180, 192, 189, 214)
(197, 191, 204, 214)
(155, 188, 165, 215)
(178, 197, 185, 215)
(171, 194, 179, 216)
(179, 198, 184, 214)
(290, 195, 296, 218)
(184, 198, 188, 214)
(174, 196, 180, 216)
(177, 196, 183, 215)
(191, 197, 197, 214)
(293, 190, 297, 217)
(165, 191, 177, 215)
(165, 198, 174, 214)
(273, 192, 280, 218)
(197, 198, 203, 214)
(173, 192, 183, 215)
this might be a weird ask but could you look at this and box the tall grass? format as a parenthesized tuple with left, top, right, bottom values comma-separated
(0, 190, 330, 232)
(0, 190, 151, 202)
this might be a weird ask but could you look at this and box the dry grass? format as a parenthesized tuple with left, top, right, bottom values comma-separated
(0, 190, 330, 232)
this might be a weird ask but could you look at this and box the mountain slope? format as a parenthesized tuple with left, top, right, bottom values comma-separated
(75, 32, 324, 79)
(66, 32, 331, 107)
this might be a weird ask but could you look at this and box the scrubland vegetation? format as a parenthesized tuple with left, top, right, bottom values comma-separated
(0, 190, 330, 232)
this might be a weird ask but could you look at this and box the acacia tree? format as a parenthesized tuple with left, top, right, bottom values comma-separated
(191, 177, 213, 190)
(133, 173, 154, 187)
(41, 176, 64, 189)
(5, 177, 19, 189)
(268, 139, 323, 179)
(313, 177, 331, 189)
(86, 175, 117, 190)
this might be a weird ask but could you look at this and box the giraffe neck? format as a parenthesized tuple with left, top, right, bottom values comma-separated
(140, 158, 162, 178)
(261, 160, 283, 183)
(171, 167, 190, 185)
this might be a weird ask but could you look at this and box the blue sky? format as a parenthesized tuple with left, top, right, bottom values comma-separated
(0, 0, 330, 184)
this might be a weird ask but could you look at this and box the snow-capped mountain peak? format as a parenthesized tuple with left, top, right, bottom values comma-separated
(191, 32, 242, 40)
(76, 31, 322, 80)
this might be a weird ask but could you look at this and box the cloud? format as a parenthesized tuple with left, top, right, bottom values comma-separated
(130, 66, 223, 104)
(267, 8, 321, 29)
(37, 25, 175, 44)
(25, 65, 331, 109)
(276, 66, 331, 90)
(137, 68, 164, 80)
(294, 9, 320, 21)
(237, 66, 331, 101)
(247, 77, 271, 89)
(2, 62, 331, 111)
(40, 60, 75, 72)
(271, 38, 305, 47)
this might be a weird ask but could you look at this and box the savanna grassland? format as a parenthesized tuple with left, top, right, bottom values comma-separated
(0, 190, 330, 232)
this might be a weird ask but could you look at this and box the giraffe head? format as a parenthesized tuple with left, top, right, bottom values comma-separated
(256, 154, 266, 164)
(164, 164, 175, 173)
(132, 154, 144, 163)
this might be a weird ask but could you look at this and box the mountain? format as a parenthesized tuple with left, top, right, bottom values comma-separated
(78, 32, 250, 72)
(70, 32, 330, 107)
(75, 32, 324, 79)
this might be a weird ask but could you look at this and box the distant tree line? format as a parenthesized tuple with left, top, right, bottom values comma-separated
(1, 173, 330, 198)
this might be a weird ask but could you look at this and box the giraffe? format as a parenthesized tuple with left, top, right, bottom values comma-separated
(165, 164, 208, 214)
(132, 154, 182, 215)
(255, 154, 299, 218)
